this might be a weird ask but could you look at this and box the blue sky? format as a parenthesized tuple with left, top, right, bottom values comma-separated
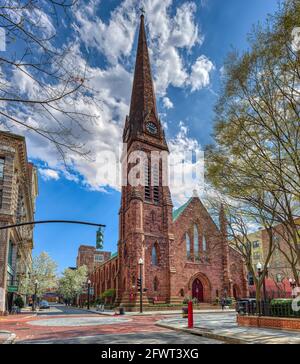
(22, 0, 279, 273)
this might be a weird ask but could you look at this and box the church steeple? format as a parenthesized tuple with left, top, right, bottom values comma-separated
(129, 14, 157, 126)
(124, 14, 167, 150)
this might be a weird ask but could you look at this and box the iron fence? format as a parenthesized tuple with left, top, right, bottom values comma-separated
(237, 301, 300, 318)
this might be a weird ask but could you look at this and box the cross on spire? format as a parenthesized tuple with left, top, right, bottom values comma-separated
(139, 6, 145, 16)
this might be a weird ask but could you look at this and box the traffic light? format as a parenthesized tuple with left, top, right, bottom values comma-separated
(96, 227, 104, 249)
(137, 278, 141, 288)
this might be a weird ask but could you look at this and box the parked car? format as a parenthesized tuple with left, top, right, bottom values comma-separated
(236, 298, 256, 314)
(39, 300, 50, 309)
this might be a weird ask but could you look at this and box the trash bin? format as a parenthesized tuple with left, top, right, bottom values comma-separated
(119, 307, 125, 315)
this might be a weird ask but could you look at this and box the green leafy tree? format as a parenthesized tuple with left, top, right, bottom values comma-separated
(101, 289, 116, 304)
(206, 0, 300, 285)
(19, 252, 58, 298)
(58, 265, 88, 303)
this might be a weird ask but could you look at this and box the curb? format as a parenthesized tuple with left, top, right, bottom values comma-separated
(155, 323, 249, 345)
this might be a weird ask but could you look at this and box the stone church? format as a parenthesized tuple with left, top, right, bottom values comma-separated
(90, 14, 248, 309)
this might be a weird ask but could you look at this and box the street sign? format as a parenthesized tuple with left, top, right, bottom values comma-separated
(7, 285, 18, 293)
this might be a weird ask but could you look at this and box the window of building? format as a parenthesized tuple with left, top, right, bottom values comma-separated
(0, 189, 2, 209)
(152, 163, 159, 203)
(194, 225, 199, 258)
(248, 272, 254, 286)
(252, 240, 260, 249)
(152, 244, 159, 266)
(273, 234, 281, 248)
(144, 159, 151, 201)
(8, 240, 13, 267)
(253, 252, 261, 261)
(94, 254, 104, 263)
(0, 158, 4, 179)
(203, 234, 207, 252)
(153, 277, 159, 291)
(186, 233, 191, 259)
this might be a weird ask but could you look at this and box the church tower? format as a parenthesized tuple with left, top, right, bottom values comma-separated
(117, 14, 174, 308)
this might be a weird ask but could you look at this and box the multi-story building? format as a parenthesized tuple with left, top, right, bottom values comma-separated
(0, 131, 38, 314)
(247, 222, 300, 298)
(76, 245, 111, 274)
(90, 15, 248, 310)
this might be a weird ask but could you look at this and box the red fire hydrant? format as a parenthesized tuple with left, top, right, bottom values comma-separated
(188, 301, 193, 328)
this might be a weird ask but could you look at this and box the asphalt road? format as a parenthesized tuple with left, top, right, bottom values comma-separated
(7, 305, 224, 344)
(36, 304, 92, 316)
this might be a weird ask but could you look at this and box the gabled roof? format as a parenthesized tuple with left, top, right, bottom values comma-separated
(172, 197, 193, 221)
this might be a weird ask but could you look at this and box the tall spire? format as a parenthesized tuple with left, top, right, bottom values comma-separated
(129, 14, 158, 130)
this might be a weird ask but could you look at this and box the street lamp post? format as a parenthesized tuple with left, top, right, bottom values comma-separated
(138, 258, 143, 314)
(87, 279, 91, 310)
(256, 262, 268, 302)
(32, 279, 38, 312)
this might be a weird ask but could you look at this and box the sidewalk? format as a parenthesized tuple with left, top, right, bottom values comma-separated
(156, 312, 300, 344)
(0, 331, 16, 344)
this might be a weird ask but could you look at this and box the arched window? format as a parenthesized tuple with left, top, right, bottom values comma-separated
(144, 158, 151, 200)
(194, 225, 199, 258)
(186, 233, 191, 259)
(153, 163, 159, 203)
(153, 277, 159, 291)
(152, 244, 159, 266)
(203, 234, 207, 251)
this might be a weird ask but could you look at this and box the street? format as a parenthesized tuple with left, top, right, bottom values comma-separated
(0, 305, 223, 344)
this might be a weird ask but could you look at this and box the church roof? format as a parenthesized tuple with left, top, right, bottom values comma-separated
(172, 197, 193, 221)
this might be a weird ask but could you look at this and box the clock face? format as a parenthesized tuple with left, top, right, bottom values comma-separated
(146, 122, 158, 135)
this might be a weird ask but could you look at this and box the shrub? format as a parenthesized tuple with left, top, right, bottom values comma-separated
(14, 296, 24, 308)
(270, 299, 300, 318)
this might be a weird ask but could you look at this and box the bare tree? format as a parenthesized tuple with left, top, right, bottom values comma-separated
(0, 0, 99, 160)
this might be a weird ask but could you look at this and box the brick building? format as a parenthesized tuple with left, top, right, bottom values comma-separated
(0, 131, 38, 314)
(247, 221, 300, 298)
(76, 245, 111, 274)
(90, 15, 248, 309)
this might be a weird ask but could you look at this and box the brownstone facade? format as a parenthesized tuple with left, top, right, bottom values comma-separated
(76, 245, 111, 274)
(0, 131, 38, 314)
(90, 15, 247, 309)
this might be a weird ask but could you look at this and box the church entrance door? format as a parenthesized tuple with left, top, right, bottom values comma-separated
(192, 278, 204, 303)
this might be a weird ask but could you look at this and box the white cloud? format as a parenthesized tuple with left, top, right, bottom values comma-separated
(168, 121, 204, 206)
(189, 55, 215, 92)
(74, 0, 213, 97)
(39, 168, 60, 181)
(162, 96, 174, 109)
(4, 0, 214, 200)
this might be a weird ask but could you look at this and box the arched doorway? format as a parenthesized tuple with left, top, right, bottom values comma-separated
(192, 279, 204, 302)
